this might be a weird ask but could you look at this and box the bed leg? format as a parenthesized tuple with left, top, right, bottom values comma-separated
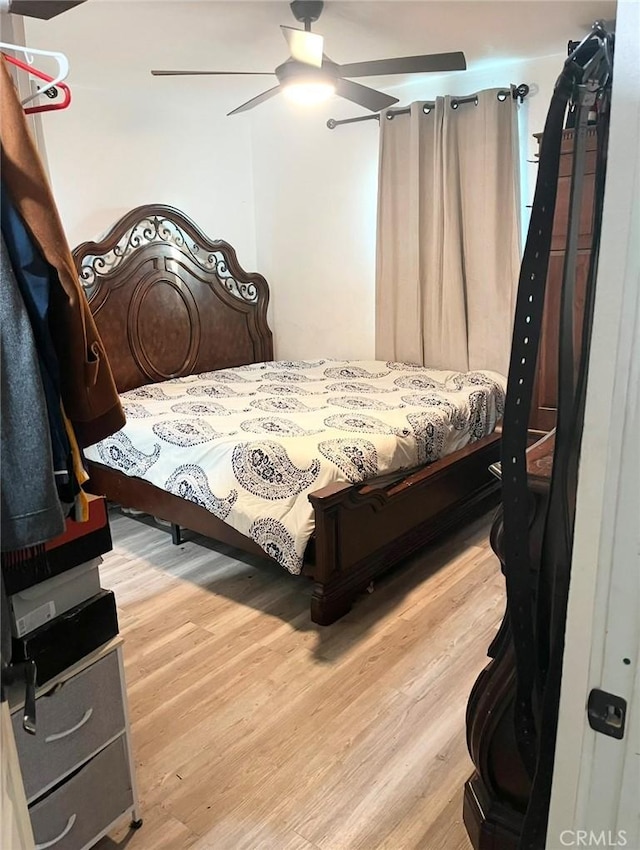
(171, 523, 182, 545)
(310, 580, 356, 626)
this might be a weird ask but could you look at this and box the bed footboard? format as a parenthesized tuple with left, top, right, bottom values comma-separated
(307, 432, 501, 625)
(88, 436, 501, 627)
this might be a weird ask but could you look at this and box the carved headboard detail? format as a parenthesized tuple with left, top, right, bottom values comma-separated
(73, 204, 273, 393)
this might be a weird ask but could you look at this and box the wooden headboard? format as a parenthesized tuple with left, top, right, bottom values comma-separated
(73, 204, 273, 393)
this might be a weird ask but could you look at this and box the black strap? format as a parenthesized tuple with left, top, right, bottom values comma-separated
(531, 88, 593, 702)
(501, 68, 574, 778)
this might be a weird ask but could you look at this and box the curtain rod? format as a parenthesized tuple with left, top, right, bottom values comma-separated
(327, 83, 530, 130)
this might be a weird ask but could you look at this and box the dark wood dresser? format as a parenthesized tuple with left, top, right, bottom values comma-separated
(529, 128, 597, 435)
(463, 432, 555, 849)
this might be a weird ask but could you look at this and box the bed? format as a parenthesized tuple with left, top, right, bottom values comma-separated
(74, 204, 504, 625)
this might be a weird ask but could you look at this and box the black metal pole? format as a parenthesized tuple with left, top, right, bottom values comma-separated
(327, 83, 530, 129)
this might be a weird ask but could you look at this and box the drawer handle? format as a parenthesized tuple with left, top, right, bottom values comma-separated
(35, 814, 76, 849)
(45, 708, 93, 742)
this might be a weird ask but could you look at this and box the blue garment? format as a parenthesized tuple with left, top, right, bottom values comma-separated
(1, 182, 73, 504)
(1, 235, 65, 549)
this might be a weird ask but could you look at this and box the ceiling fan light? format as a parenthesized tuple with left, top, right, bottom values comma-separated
(283, 80, 336, 105)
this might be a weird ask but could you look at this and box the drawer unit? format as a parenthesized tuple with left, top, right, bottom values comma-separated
(29, 735, 133, 850)
(9, 641, 141, 850)
(12, 650, 125, 802)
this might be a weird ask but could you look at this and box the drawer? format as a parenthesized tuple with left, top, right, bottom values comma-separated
(29, 735, 133, 850)
(12, 650, 125, 802)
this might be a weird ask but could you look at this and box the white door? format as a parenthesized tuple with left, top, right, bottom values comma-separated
(546, 2, 640, 848)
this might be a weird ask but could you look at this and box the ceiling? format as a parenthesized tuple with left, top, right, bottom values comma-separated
(127, 0, 617, 71)
(26, 0, 617, 107)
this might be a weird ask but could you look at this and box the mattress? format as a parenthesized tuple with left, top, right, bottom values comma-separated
(84, 359, 506, 574)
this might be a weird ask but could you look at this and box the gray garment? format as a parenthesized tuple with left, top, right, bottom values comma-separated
(1, 235, 64, 550)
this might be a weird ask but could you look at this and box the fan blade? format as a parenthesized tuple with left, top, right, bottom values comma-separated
(281, 25, 324, 67)
(151, 70, 275, 76)
(340, 51, 467, 78)
(227, 84, 282, 116)
(335, 78, 398, 112)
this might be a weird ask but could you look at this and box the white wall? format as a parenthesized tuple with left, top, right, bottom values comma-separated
(250, 95, 379, 360)
(24, 2, 259, 267)
(250, 52, 566, 359)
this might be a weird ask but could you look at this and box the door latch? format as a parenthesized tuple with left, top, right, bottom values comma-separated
(587, 688, 627, 740)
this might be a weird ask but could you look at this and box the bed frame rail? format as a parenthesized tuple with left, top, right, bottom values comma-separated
(308, 431, 501, 624)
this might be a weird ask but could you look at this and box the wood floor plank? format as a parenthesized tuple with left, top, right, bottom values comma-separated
(95, 804, 197, 849)
(94, 509, 500, 850)
(189, 819, 321, 850)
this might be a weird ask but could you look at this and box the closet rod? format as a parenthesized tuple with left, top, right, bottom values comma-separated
(327, 82, 530, 129)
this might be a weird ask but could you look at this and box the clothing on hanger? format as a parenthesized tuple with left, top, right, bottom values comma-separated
(0, 56, 125, 448)
(1, 50, 124, 546)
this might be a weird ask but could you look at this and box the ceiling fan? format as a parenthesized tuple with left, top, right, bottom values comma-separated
(151, 0, 467, 116)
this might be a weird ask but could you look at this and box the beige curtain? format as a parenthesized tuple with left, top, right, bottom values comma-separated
(375, 89, 521, 376)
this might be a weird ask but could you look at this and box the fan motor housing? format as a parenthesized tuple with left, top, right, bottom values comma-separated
(290, 1, 324, 25)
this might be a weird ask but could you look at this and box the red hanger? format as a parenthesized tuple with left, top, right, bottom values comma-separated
(2, 52, 71, 114)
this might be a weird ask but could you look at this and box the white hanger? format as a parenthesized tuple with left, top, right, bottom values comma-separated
(0, 42, 69, 106)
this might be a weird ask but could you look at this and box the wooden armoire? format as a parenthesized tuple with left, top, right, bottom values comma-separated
(529, 127, 597, 435)
(463, 126, 599, 848)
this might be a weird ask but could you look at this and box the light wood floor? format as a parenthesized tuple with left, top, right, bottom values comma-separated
(95, 508, 504, 850)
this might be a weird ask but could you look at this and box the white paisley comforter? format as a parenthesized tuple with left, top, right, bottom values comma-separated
(84, 360, 506, 574)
